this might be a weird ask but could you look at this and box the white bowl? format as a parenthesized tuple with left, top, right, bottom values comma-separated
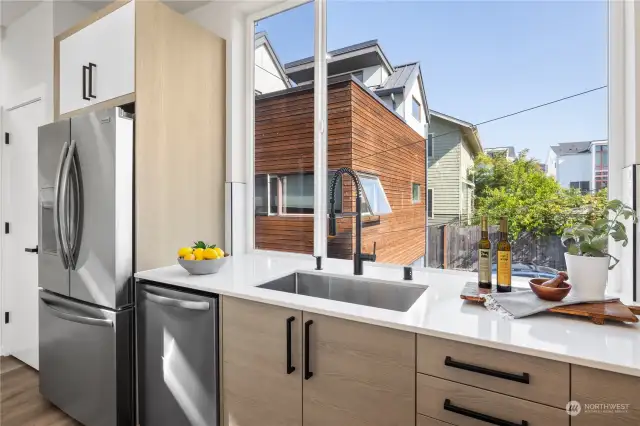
(178, 255, 228, 275)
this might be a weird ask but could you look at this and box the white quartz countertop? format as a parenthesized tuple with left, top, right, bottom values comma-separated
(135, 252, 640, 377)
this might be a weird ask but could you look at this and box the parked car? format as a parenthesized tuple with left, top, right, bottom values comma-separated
(491, 262, 559, 279)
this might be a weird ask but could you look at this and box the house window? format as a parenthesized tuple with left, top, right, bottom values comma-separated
(427, 133, 434, 157)
(360, 174, 392, 215)
(255, 175, 279, 215)
(352, 71, 364, 82)
(594, 144, 608, 191)
(427, 189, 434, 218)
(412, 96, 421, 120)
(570, 181, 590, 194)
(412, 183, 421, 203)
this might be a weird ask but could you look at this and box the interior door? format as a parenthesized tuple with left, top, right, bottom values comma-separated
(2, 93, 45, 369)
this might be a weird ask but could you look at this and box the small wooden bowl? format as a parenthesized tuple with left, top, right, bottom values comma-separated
(529, 278, 572, 302)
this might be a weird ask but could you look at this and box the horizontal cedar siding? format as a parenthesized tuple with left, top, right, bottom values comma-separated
(351, 82, 426, 265)
(255, 82, 353, 256)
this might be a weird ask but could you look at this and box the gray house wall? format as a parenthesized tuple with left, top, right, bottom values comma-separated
(428, 116, 463, 226)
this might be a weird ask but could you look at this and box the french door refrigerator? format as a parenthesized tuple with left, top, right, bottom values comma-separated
(37, 106, 134, 426)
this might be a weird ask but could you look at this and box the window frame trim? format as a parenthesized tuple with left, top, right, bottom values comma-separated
(412, 183, 421, 204)
(427, 188, 434, 218)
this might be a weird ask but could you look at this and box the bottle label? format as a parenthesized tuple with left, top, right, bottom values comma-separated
(478, 249, 491, 283)
(497, 251, 511, 286)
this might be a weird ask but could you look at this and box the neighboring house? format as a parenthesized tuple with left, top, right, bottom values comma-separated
(427, 111, 483, 226)
(254, 31, 291, 94)
(283, 40, 430, 137)
(546, 140, 608, 193)
(485, 146, 516, 160)
(254, 76, 427, 266)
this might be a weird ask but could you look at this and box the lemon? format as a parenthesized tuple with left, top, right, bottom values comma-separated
(214, 247, 224, 258)
(183, 253, 196, 261)
(193, 248, 204, 261)
(178, 247, 193, 258)
(203, 248, 218, 260)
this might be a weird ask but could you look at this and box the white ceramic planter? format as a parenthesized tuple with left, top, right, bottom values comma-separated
(564, 253, 610, 300)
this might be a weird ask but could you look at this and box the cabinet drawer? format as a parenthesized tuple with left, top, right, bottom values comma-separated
(417, 414, 454, 426)
(417, 374, 568, 426)
(417, 335, 569, 408)
(571, 365, 640, 425)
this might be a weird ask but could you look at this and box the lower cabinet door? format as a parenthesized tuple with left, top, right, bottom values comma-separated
(302, 312, 416, 426)
(222, 296, 303, 426)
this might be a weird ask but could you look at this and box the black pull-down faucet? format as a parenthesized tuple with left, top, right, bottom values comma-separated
(328, 167, 376, 275)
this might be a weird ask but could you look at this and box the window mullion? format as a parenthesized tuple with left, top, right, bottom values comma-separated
(313, 0, 328, 260)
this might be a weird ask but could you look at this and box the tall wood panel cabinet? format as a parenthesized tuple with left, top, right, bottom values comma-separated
(54, 0, 226, 271)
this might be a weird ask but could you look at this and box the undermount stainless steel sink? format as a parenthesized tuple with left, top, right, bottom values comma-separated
(257, 272, 427, 312)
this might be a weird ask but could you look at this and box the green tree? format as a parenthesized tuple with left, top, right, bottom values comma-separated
(471, 150, 608, 238)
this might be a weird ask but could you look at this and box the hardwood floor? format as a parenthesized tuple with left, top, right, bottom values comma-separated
(1, 356, 81, 426)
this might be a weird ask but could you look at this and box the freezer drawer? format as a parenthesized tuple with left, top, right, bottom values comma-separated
(39, 290, 133, 426)
(137, 281, 219, 426)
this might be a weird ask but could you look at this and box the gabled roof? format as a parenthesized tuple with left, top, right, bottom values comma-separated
(284, 39, 394, 84)
(374, 62, 430, 124)
(255, 31, 291, 89)
(430, 110, 483, 155)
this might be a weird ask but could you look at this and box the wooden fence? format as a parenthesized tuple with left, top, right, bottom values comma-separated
(427, 224, 567, 271)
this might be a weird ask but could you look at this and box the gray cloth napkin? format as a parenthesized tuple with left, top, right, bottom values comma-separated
(483, 290, 618, 319)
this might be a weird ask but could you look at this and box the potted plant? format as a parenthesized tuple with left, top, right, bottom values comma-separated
(561, 199, 636, 299)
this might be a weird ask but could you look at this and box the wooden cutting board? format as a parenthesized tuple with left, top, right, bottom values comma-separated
(461, 282, 640, 325)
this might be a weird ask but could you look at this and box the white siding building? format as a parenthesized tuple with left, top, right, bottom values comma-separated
(546, 140, 608, 192)
(254, 32, 291, 95)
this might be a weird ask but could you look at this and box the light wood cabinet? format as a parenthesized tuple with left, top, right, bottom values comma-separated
(222, 297, 302, 426)
(58, 1, 135, 116)
(221, 296, 415, 426)
(302, 312, 416, 426)
(571, 365, 640, 426)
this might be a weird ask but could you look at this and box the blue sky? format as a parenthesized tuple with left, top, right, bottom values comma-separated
(256, 1, 607, 162)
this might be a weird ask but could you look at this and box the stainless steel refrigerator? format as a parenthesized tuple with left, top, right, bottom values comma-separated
(37, 106, 135, 426)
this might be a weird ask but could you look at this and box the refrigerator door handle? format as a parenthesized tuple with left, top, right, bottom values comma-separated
(144, 290, 211, 311)
(53, 141, 69, 269)
(68, 150, 82, 269)
(40, 298, 113, 328)
(59, 140, 76, 268)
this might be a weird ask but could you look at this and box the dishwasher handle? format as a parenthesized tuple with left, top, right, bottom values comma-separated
(41, 299, 113, 328)
(144, 290, 210, 311)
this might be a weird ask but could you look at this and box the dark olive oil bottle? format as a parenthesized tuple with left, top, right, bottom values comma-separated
(478, 216, 492, 289)
(496, 217, 512, 292)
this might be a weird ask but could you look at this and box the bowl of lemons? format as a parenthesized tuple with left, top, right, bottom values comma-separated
(177, 241, 228, 275)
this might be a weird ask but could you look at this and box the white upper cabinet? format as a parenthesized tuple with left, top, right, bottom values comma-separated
(59, 2, 135, 116)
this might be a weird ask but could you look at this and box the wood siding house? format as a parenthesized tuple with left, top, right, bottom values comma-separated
(255, 75, 426, 265)
(427, 112, 483, 226)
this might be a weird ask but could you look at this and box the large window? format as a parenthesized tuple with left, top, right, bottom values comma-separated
(251, 1, 608, 275)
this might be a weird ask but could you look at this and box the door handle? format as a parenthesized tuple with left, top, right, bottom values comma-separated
(144, 290, 210, 311)
(59, 140, 76, 268)
(304, 319, 313, 380)
(286, 316, 295, 374)
(41, 298, 113, 328)
(443, 399, 528, 426)
(82, 65, 90, 100)
(68, 151, 83, 269)
(25, 246, 38, 253)
(53, 141, 69, 270)
(88, 63, 97, 99)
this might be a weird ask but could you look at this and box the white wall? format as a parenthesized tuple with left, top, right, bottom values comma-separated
(53, 0, 95, 37)
(399, 74, 426, 136)
(362, 65, 388, 88)
(254, 44, 287, 94)
(557, 153, 592, 189)
(546, 149, 557, 178)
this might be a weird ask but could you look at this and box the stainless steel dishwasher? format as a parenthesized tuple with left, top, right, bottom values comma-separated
(137, 281, 219, 426)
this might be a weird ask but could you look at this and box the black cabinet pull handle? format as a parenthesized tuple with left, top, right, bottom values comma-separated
(444, 399, 528, 426)
(82, 66, 90, 100)
(304, 320, 313, 380)
(25, 246, 38, 253)
(286, 316, 295, 374)
(88, 63, 97, 99)
(444, 356, 530, 384)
